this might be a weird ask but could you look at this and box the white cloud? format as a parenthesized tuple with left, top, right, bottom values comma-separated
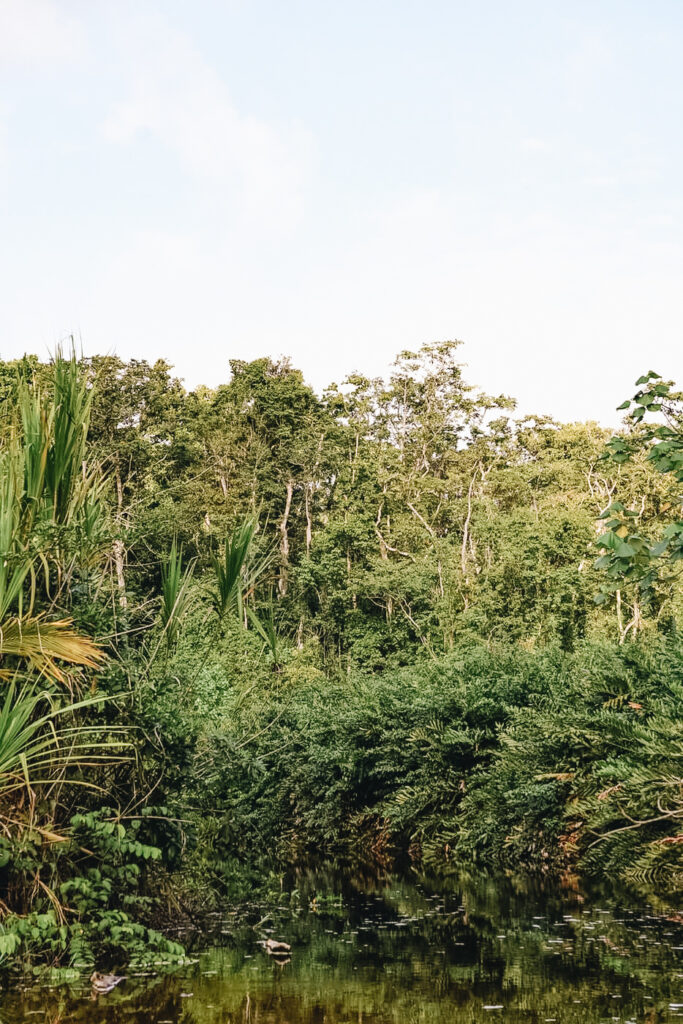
(101, 11, 315, 230)
(0, 0, 84, 65)
(564, 32, 615, 109)
(0, 98, 7, 171)
(582, 175, 619, 187)
(519, 137, 550, 153)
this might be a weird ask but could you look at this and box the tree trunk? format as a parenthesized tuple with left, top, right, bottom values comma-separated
(346, 547, 357, 610)
(112, 539, 128, 611)
(305, 483, 313, 555)
(278, 478, 294, 596)
(461, 474, 476, 575)
(113, 460, 128, 610)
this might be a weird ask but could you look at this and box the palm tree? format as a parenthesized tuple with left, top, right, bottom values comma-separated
(0, 351, 120, 809)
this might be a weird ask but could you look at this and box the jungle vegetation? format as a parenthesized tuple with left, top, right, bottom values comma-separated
(0, 342, 680, 970)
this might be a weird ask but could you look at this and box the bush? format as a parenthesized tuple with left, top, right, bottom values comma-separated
(0, 809, 186, 970)
(183, 640, 682, 900)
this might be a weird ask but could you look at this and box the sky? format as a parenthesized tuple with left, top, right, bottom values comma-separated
(1, 0, 682, 425)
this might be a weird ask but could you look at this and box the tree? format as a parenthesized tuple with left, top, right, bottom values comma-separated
(595, 372, 683, 634)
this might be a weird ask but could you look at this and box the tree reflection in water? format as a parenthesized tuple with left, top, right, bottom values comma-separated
(1, 873, 681, 1023)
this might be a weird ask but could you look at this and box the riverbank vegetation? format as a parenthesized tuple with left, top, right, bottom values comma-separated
(0, 343, 680, 970)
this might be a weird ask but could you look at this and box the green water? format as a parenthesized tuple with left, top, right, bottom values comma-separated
(1, 874, 682, 1023)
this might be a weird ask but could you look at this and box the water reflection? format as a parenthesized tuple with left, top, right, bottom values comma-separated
(1, 874, 681, 1023)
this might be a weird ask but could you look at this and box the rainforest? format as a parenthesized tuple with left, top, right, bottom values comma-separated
(0, 342, 681, 976)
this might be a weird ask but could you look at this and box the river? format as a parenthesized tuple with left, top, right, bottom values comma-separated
(1, 873, 681, 1022)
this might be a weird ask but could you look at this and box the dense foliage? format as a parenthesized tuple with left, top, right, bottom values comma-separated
(0, 344, 680, 971)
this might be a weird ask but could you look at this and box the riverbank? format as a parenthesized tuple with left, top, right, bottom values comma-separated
(171, 640, 683, 907)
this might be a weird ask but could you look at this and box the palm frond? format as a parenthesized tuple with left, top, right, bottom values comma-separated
(45, 347, 95, 524)
(0, 616, 105, 683)
(0, 682, 129, 797)
(211, 519, 257, 620)
(160, 539, 196, 645)
(17, 383, 50, 517)
(246, 601, 281, 666)
(0, 446, 34, 620)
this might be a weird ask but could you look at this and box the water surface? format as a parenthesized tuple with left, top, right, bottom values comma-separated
(1, 874, 682, 1023)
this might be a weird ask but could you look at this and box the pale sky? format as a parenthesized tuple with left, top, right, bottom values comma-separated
(1, 0, 682, 424)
